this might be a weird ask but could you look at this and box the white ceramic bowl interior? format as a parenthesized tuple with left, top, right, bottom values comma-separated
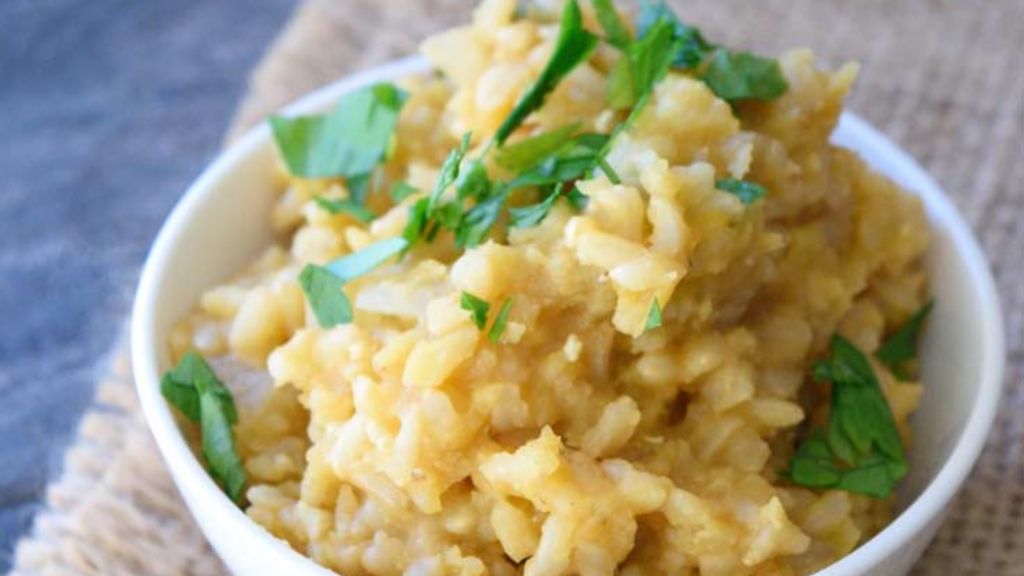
(131, 56, 1004, 576)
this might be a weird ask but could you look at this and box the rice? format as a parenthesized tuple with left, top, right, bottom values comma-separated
(169, 0, 931, 574)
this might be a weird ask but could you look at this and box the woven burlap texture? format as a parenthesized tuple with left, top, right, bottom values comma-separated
(9, 0, 1022, 575)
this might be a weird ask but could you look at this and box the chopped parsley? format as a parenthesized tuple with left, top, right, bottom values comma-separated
(645, 299, 663, 331)
(636, 1, 712, 70)
(460, 291, 491, 329)
(493, 0, 599, 145)
(458, 292, 513, 342)
(876, 301, 933, 380)
(488, 298, 514, 343)
(161, 352, 246, 502)
(269, 83, 407, 180)
(402, 198, 431, 246)
(456, 159, 492, 201)
(702, 49, 789, 103)
(715, 178, 767, 204)
(593, 0, 632, 50)
(314, 196, 377, 222)
(634, 1, 787, 106)
(509, 187, 561, 228)
(455, 190, 507, 249)
(299, 264, 352, 327)
(505, 132, 609, 192)
(606, 15, 678, 111)
(428, 133, 472, 212)
(787, 336, 909, 498)
(299, 237, 409, 328)
(494, 123, 582, 172)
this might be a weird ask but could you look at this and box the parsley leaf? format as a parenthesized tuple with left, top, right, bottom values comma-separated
(645, 299, 663, 331)
(593, 0, 632, 49)
(455, 159, 492, 201)
(314, 196, 377, 222)
(325, 237, 408, 281)
(509, 187, 561, 228)
(876, 301, 933, 379)
(300, 237, 409, 328)
(161, 351, 238, 424)
(636, 0, 712, 69)
(494, 123, 582, 173)
(198, 381, 246, 502)
(488, 298, 514, 343)
(494, 0, 599, 145)
(299, 264, 353, 328)
(634, 2, 787, 105)
(433, 200, 464, 231)
(269, 83, 407, 180)
(787, 432, 897, 499)
(816, 337, 907, 469)
(389, 181, 419, 203)
(787, 430, 843, 488)
(402, 198, 431, 246)
(161, 352, 246, 502)
(606, 16, 678, 111)
(506, 133, 610, 192)
(715, 178, 767, 204)
(460, 291, 491, 330)
(815, 336, 907, 468)
(455, 191, 508, 249)
(346, 172, 373, 205)
(787, 336, 909, 498)
(702, 49, 789, 103)
(429, 133, 472, 212)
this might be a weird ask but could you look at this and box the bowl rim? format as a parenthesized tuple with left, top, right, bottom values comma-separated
(131, 55, 1005, 576)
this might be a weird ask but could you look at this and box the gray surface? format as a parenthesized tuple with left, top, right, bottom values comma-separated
(0, 0, 297, 568)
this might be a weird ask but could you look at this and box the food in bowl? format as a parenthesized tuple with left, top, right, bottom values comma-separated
(160, 1, 935, 574)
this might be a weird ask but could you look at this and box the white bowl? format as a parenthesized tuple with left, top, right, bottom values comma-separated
(131, 56, 1005, 576)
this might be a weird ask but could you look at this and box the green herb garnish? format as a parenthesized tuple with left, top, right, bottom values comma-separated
(593, 0, 632, 49)
(877, 301, 933, 380)
(506, 133, 610, 191)
(456, 159, 492, 201)
(402, 198, 431, 246)
(314, 197, 377, 222)
(460, 291, 491, 329)
(488, 298, 514, 343)
(494, 0, 599, 145)
(299, 264, 352, 328)
(269, 83, 407, 180)
(455, 190, 508, 249)
(428, 133, 472, 212)
(633, 1, 787, 106)
(607, 15, 678, 111)
(715, 178, 767, 204)
(787, 336, 909, 498)
(636, 1, 712, 69)
(494, 123, 582, 172)
(161, 352, 246, 502)
(509, 187, 561, 229)
(645, 299, 663, 331)
(702, 49, 789, 103)
(299, 237, 409, 328)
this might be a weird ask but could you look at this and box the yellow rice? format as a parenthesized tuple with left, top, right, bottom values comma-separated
(170, 0, 930, 574)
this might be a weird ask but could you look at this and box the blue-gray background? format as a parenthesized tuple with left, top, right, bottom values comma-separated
(0, 0, 297, 568)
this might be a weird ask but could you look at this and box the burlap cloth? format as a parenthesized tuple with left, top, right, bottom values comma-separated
(9, 0, 1022, 574)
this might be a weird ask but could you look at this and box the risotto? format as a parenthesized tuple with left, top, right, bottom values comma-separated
(163, 1, 933, 575)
